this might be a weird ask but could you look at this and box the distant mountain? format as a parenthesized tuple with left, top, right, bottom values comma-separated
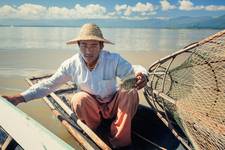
(160, 16, 213, 28)
(194, 15, 225, 29)
(0, 14, 224, 29)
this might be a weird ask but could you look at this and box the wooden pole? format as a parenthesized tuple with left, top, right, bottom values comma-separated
(52, 109, 96, 150)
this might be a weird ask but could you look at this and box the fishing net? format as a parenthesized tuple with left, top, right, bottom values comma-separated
(144, 30, 225, 150)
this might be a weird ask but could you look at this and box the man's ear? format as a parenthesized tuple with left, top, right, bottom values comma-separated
(100, 42, 104, 49)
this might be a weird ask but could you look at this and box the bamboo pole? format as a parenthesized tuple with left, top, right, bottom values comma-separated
(51, 109, 95, 150)
(152, 90, 176, 105)
(133, 131, 167, 150)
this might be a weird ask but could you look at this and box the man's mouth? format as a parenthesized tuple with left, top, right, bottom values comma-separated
(84, 55, 93, 58)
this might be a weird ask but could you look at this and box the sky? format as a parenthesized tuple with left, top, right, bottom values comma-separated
(0, 0, 225, 20)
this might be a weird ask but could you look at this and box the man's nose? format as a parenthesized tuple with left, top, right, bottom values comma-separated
(84, 47, 93, 54)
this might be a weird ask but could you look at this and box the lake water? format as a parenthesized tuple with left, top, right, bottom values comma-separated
(0, 27, 220, 148)
(0, 27, 219, 52)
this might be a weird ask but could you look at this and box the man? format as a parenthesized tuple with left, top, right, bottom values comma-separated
(3, 23, 148, 148)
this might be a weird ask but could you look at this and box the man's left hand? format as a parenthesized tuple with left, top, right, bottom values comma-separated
(135, 72, 148, 90)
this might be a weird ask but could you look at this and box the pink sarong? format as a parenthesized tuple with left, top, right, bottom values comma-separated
(71, 89, 139, 148)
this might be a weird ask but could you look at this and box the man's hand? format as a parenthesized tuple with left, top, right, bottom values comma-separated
(2, 94, 25, 106)
(135, 72, 148, 90)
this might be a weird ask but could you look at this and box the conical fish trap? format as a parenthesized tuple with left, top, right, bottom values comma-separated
(144, 30, 225, 150)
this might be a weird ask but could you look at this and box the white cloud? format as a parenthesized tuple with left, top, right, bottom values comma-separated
(47, 7, 71, 19)
(47, 4, 108, 19)
(0, 2, 224, 20)
(0, 2, 158, 20)
(0, 5, 17, 18)
(114, 2, 157, 19)
(124, 6, 132, 16)
(133, 2, 155, 12)
(179, 0, 225, 11)
(160, 0, 176, 11)
(17, 3, 47, 19)
(179, 0, 193, 10)
(179, 0, 209, 11)
(115, 4, 127, 12)
(0, 3, 108, 19)
(0, 2, 156, 20)
(205, 5, 225, 11)
(74, 4, 106, 18)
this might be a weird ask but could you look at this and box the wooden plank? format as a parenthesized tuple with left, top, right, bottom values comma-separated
(0, 96, 74, 150)
(1, 136, 17, 150)
(29, 74, 53, 80)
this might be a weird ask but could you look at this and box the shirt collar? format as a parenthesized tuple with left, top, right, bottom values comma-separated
(78, 50, 103, 70)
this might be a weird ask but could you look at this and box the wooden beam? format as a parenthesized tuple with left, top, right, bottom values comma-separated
(1, 136, 18, 150)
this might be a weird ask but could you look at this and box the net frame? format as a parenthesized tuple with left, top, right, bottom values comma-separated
(144, 30, 225, 150)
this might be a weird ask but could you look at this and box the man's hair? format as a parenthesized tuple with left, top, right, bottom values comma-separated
(77, 41, 104, 49)
(99, 41, 104, 49)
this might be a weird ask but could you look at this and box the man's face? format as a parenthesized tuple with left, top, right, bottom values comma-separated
(79, 40, 102, 65)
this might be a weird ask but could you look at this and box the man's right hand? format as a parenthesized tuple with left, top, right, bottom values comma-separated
(2, 94, 25, 106)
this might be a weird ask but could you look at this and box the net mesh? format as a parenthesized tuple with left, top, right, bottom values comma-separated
(144, 30, 225, 150)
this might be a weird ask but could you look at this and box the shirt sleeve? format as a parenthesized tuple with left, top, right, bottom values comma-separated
(115, 54, 148, 80)
(21, 61, 72, 102)
(116, 55, 134, 80)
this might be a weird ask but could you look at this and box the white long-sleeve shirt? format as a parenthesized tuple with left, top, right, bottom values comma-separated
(21, 50, 147, 103)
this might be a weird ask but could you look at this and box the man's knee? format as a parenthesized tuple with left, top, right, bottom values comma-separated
(71, 92, 92, 111)
(119, 89, 139, 104)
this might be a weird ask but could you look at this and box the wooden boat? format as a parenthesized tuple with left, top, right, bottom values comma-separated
(0, 96, 74, 150)
(0, 73, 190, 150)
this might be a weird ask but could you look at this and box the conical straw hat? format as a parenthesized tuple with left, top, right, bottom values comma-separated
(66, 23, 114, 45)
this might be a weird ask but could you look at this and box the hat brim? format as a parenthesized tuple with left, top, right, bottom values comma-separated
(66, 36, 114, 45)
